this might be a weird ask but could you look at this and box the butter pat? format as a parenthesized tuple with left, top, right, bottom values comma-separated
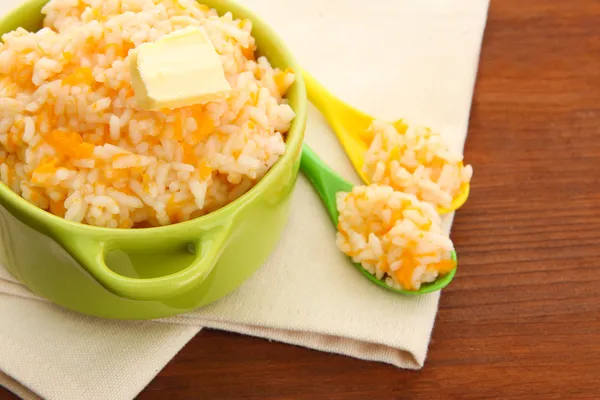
(130, 26, 231, 110)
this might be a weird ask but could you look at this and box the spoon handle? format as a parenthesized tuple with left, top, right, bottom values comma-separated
(301, 70, 344, 127)
(299, 143, 353, 225)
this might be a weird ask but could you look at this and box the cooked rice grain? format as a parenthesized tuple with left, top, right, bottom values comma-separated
(336, 184, 456, 291)
(363, 120, 472, 210)
(0, 0, 296, 228)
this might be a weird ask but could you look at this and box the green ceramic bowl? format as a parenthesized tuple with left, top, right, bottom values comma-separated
(0, 0, 307, 319)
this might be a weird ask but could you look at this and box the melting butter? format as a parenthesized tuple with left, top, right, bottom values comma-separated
(130, 26, 231, 110)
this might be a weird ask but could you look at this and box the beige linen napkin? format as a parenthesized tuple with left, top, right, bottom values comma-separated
(0, 0, 489, 398)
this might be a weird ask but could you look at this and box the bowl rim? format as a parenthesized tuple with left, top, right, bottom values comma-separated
(0, 0, 307, 236)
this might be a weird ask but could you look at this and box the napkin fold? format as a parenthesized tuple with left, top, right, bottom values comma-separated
(0, 0, 489, 399)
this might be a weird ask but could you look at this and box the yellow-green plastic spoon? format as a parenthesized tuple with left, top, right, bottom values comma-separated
(302, 70, 470, 215)
(300, 143, 457, 295)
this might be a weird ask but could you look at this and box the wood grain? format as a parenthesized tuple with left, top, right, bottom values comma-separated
(2, 0, 600, 398)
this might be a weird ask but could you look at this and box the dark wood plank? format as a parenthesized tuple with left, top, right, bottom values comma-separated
(3, 0, 600, 399)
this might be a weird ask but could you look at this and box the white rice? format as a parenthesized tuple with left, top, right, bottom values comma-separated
(0, 0, 295, 228)
(363, 120, 473, 210)
(336, 184, 456, 291)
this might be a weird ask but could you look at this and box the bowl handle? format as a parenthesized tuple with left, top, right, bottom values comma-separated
(61, 223, 232, 301)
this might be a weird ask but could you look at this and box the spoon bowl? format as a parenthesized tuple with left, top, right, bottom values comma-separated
(302, 71, 470, 215)
(300, 144, 457, 295)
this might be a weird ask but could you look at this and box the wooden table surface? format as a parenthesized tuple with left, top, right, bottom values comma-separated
(3, 0, 600, 399)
